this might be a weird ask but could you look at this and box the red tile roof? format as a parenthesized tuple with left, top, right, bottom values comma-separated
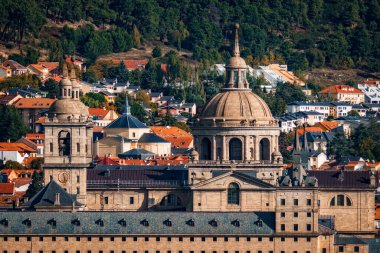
(28, 64, 46, 72)
(112, 59, 149, 70)
(0, 183, 15, 194)
(0, 142, 37, 152)
(37, 62, 59, 72)
(14, 98, 56, 109)
(0, 95, 21, 105)
(315, 121, 339, 131)
(88, 108, 110, 120)
(150, 126, 193, 148)
(319, 85, 363, 94)
(35, 117, 46, 123)
(295, 127, 324, 135)
(25, 133, 44, 140)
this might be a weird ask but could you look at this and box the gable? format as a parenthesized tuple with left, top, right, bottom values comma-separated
(191, 171, 274, 190)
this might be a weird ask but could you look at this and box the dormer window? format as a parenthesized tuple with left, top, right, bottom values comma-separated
(48, 219, 57, 228)
(23, 218, 31, 227)
(209, 219, 217, 227)
(186, 219, 195, 227)
(164, 219, 172, 227)
(0, 218, 8, 227)
(232, 219, 240, 227)
(72, 219, 80, 226)
(141, 219, 149, 227)
(96, 219, 104, 227)
(119, 219, 126, 227)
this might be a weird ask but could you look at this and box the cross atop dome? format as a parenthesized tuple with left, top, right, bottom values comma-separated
(233, 23, 240, 57)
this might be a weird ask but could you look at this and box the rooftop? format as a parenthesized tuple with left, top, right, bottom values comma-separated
(320, 85, 364, 94)
(14, 98, 55, 109)
(150, 126, 193, 148)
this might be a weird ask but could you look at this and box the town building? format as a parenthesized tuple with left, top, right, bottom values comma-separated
(1, 60, 28, 76)
(0, 24, 378, 253)
(27, 64, 49, 79)
(357, 80, 380, 104)
(0, 65, 11, 79)
(88, 108, 119, 127)
(0, 142, 37, 164)
(319, 85, 365, 104)
(253, 64, 305, 90)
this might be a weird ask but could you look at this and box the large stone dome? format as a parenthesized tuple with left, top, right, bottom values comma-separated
(199, 90, 274, 125)
(50, 99, 89, 121)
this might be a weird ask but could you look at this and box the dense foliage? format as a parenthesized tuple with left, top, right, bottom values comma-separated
(0, 105, 30, 142)
(328, 118, 380, 162)
(1, 0, 380, 71)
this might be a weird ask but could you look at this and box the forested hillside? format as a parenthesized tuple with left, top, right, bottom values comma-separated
(1, 0, 380, 71)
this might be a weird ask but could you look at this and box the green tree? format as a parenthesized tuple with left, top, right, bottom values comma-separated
(0, 105, 29, 142)
(4, 160, 24, 170)
(26, 170, 44, 198)
(152, 46, 162, 58)
(348, 110, 360, 117)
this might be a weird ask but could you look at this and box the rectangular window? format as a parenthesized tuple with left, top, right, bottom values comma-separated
(76, 187, 80, 194)
(246, 237, 251, 241)
(339, 246, 344, 252)
(269, 237, 273, 241)
(307, 224, 312, 231)
(294, 237, 298, 242)
(213, 237, 217, 242)
(104, 197, 109, 205)
(110, 237, 114, 241)
(281, 199, 286, 205)
(130, 197, 134, 204)
(294, 212, 298, 218)
(281, 237, 285, 242)
(190, 237, 194, 242)
(294, 199, 298, 206)
(337, 195, 345, 206)
(156, 237, 160, 241)
(99, 237, 103, 241)
(234, 70, 238, 85)
(122, 237, 126, 241)
(307, 212, 312, 217)
(15, 237, 19, 241)
(201, 237, 205, 241)
(76, 237, 80, 241)
(179, 237, 183, 242)
(39, 237, 43, 241)
(145, 237, 149, 242)
(167, 237, 171, 242)
(52, 236, 56, 241)
(354, 246, 359, 252)
(235, 237, 239, 242)
(27, 237, 31, 241)
(50, 143, 53, 152)
(88, 237, 92, 241)
(133, 237, 137, 241)
(258, 237, 262, 242)
(64, 237, 68, 241)
(294, 224, 298, 231)
(224, 237, 228, 242)
(307, 199, 312, 205)
(281, 224, 285, 231)
(307, 237, 311, 242)
(281, 212, 285, 217)
(77, 143, 80, 153)
(77, 175, 80, 183)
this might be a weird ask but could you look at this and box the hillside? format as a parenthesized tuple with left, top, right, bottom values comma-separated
(1, 0, 380, 77)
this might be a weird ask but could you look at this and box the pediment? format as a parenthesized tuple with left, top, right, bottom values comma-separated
(191, 171, 274, 190)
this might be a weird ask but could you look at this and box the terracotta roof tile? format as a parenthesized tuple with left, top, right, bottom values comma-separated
(316, 121, 339, 131)
(37, 62, 59, 72)
(320, 85, 364, 94)
(25, 133, 44, 140)
(295, 127, 324, 135)
(88, 108, 110, 120)
(14, 98, 56, 109)
(0, 183, 15, 194)
(112, 59, 149, 70)
(0, 142, 36, 152)
(150, 126, 193, 148)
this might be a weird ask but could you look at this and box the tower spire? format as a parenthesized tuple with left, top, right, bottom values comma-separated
(124, 95, 131, 115)
(62, 63, 69, 78)
(70, 66, 76, 80)
(233, 23, 240, 57)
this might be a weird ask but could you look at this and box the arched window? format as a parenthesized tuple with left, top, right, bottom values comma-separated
(330, 195, 353, 207)
(160, 194, 182, 207)
(229, 138, 242, 160)
(201, 138, 211, 160)
(227, 183, 239, 205)
(58, 131, 71, 156)
(259, 138, 270, 161)
(330, 197, 335, 206)
(346, 196, 352, 206)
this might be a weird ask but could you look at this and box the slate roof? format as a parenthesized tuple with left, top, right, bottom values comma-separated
(118, 148, 155, 159)
(307, 170, 378, 189)
(25, 180, 82, 208)
(0, 211, 275, 235)
(299, 132, 336, 143)
(106, 114, 148, 129)
(139, 133, 170, 143)
(335, 234, 367, 245)
(87, 166, 188, 187)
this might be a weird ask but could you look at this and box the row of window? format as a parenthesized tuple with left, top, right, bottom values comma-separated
(280, 212, 312, 218)
(1, 236, 312, 242)
(280, 199, 312, 206)
(280, 224, 312, 232)
(104, 196, 134, 205)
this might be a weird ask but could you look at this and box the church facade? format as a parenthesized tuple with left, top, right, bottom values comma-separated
(0, 24, 378, 253)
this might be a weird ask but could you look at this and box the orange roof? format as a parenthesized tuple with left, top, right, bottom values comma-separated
(25, 133, 44, 140)
(161, 64, 168, 72)
(0, 142, 36, 152)
(320, 85, 363, 94)
(66, 57, 83, 64)
(315, 121, 339, 131)
(0, 183, 15, 194)
(29, 64, 45, 72)
(38, 62, 59, 72)
(150, 126, 193, 148)
(112, 59, 149, 70)
(14, 98, 55, 109)
(376, 205, 380, 220)
(35, 117, 46, 123)
(11, 178, 32, 188)
(296, 127, 324, 135)
(93, 126, 104, 133)
(89, 108, 110, 120)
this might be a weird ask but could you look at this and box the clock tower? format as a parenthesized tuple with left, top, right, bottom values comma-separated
(42, 63, 93, 204)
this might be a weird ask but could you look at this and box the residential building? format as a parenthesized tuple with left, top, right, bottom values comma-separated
(88, 108, 119, 127)
(319, 85, 365, 104)
(0, 65, 11, 79)
(112, 59, 149, 71)
(253, 64, 305, 90)
(351, 104, 368, 117)
(0, 142, 37, 164)
(278, 112, 324, 133)
(0, 94, 22, 105)
(287, 102, 330, 117)
(210, 63, 255, 76)
(329, 102, 353, 118)
(181, 102, 197, 116)
(357, 80, 380, 104)
(8, 87, 48, 98)
(150, 126, 194, 148)
(37, 61, 60, 75)
(99, 90, 117, 104)
(1, 60, 28, 76)
(66, 56, 85, 71)
(149, 92, 163, 103)
(13, 97, 56, 128)
(27, 64, 49, 79)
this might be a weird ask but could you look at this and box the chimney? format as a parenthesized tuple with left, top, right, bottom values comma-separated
(54, 193, 60, 206)
(370, 172, 376, 187)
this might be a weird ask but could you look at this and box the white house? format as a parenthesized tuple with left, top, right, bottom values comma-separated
(357, 81, 380, 104)
(287, 102, 331, 118)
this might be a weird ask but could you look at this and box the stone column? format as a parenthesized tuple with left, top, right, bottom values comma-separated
(255, 137, 260, 161)
(244, 136, 249, 160)
(212, 136, 216, 160)
(222, 136, 226, 160)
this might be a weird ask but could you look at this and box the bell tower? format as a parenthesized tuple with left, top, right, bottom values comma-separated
(42, 63, 93, 204)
